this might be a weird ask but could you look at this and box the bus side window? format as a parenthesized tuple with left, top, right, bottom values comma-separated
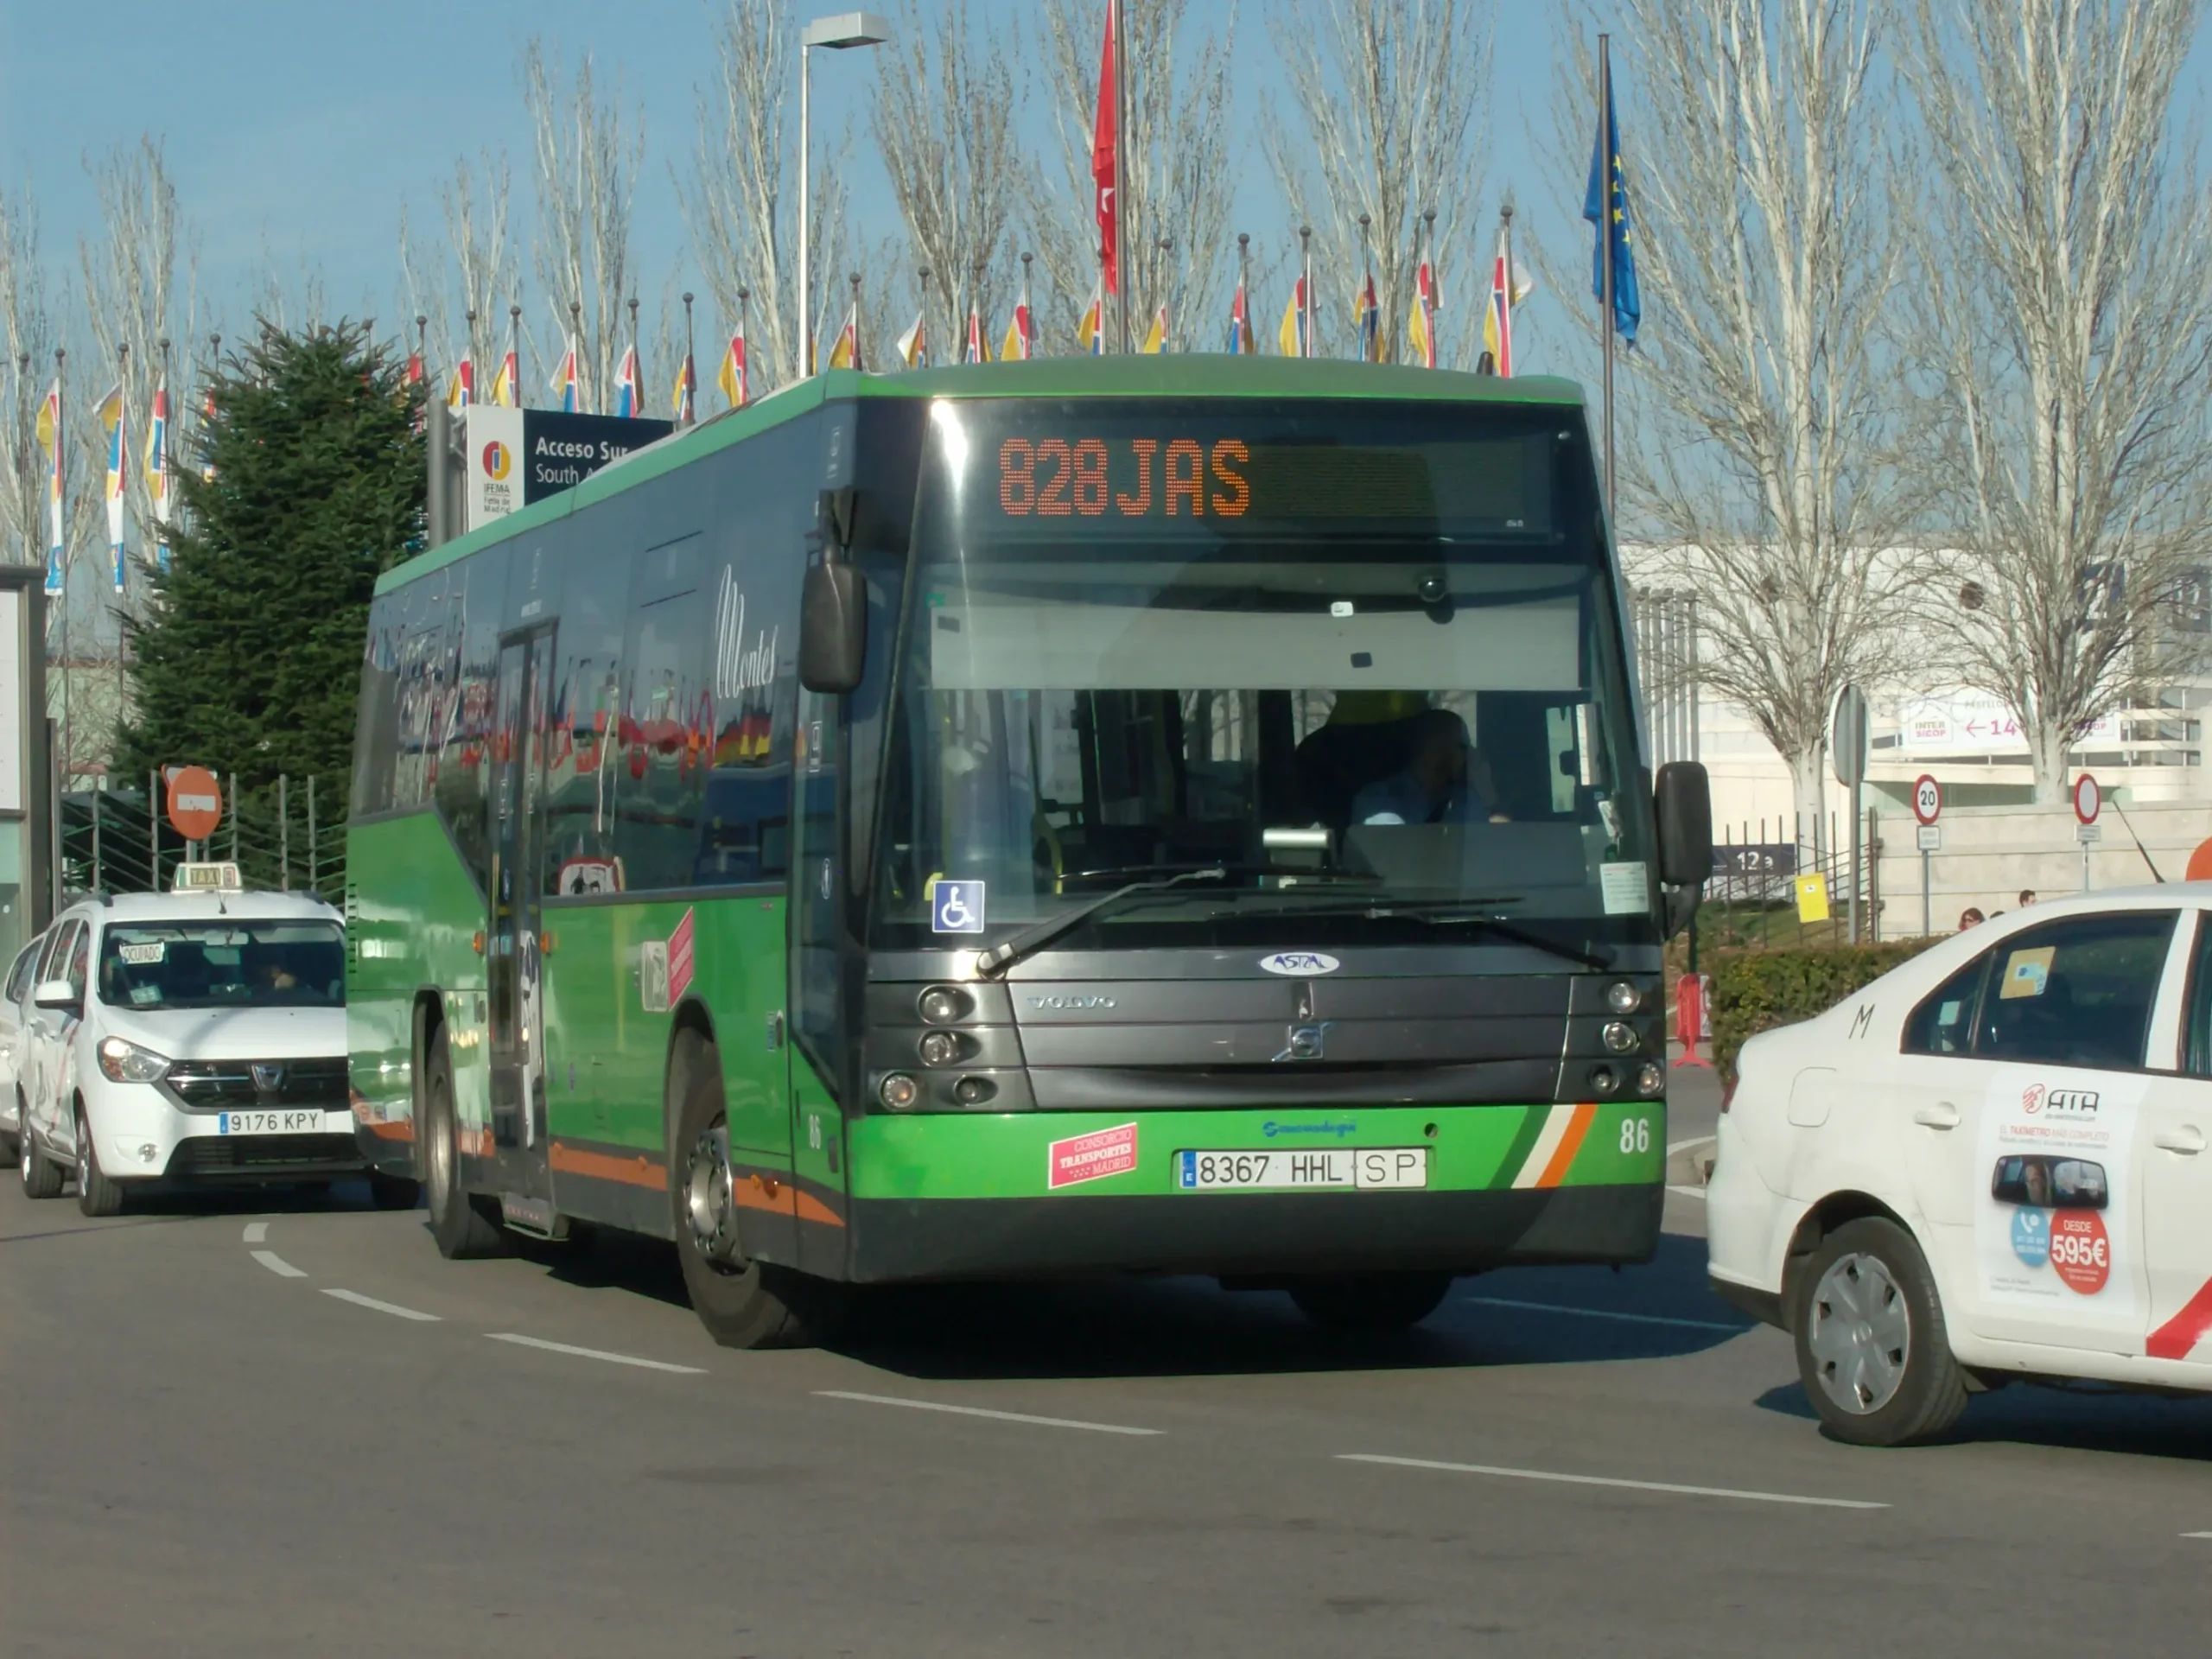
(436, 544, 508, 892)
(543, 539, 625, 896)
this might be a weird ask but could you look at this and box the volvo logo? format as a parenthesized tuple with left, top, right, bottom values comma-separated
(1273, 1022, 1332, 1062)
(251, 1064, 287, 1091)
(1026, 995, 1117, 1011)
(1259, 952, 1340, 976)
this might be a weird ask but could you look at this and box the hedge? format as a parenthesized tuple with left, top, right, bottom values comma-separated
(1709, 941, 1943, 1081)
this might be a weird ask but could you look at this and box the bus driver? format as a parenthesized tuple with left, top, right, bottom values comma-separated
(1352, 709, 1510, 826)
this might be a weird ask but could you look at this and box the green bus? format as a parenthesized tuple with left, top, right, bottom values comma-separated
(346, 357, 1712, 1347)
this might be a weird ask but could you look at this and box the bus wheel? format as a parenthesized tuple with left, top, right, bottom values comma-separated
(423, 1029, 505, 1260)
(1288, 1272, 1452, 1332)
(668, 1030, 805, 1350)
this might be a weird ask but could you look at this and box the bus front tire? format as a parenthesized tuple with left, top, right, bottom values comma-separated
(423, 1032, 505, 1260)
(1288, 1271, 1452, 1332)
(1792, 1217, 1967, 1447)
(669, 1031, 806, 1351)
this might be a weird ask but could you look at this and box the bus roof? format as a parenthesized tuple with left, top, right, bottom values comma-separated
(378, 359, 1587, 595)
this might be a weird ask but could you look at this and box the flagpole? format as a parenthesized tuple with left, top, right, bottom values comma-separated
(849, 273, 863, 372)
(1237, 232, 1249, 353)
(55, 346, 68, 792)
(681, 292, 695, 422)
(627, 295, 641, 410)
(1115, 0, 1129, 353)
(1299, 225, 1313, 358)
(917, 266, 930, 366)
(738, 287, 752, 404)
(1020, 251, 1033, 359)
(570, 302, 584, 411)
(1599, 32, 1617, 527)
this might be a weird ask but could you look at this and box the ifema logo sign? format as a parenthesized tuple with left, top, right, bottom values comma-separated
(481, 440, 512, 480)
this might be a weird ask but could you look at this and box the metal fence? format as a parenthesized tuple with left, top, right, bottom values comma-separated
(1698, 810, 1879, 949)
(58, 773, 343, 900)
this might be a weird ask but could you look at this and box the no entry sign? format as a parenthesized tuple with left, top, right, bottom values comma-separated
(167, 766, 222, 842)
(2073, 773, 2102, 826)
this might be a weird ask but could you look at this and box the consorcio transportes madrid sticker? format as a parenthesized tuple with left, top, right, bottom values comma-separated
(1047, 1122, 1139, 1189)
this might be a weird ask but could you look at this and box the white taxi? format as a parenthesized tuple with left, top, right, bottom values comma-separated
(15, 868, 372, 1216)
(1709, 885, 2212, 1445)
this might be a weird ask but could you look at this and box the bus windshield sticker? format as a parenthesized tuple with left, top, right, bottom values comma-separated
(931, 880, 987, 935)
(1599, 862, 1649, 915)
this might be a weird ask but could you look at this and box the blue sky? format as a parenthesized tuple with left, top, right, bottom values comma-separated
(0, 1, 1573, 359)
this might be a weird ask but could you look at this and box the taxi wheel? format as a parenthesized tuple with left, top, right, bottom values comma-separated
(18, 1111, 62, 1199)
(74, 1108, 124, 1218)
(423, 1033, 505, 1260)
(668, 1030, 808, 1350)
(1288, 1272, 1453, 1332)
(1792, 1217, 1967, 1447)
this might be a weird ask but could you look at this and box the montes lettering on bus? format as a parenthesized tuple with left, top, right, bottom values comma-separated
(713, 569, 780, 702)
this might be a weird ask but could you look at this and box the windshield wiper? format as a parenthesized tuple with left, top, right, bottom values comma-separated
(1243, 897, 1613, 971)
(973, 864, 1374, 978)
(1057, 862, 1381, 888)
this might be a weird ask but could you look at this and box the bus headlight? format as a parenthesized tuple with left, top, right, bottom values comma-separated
(1605, 981, 1641, 1014)
(1601, 1020, 1637, 1053)
(918, 987, 972, 1025)
(98, 1036, 170, 1084)
(1588, 1065, 1618, 1096)
(918, 1030, 962, 1066)
(879, 1073, 920, 1110)
(1637, 1063, 1665, 1097)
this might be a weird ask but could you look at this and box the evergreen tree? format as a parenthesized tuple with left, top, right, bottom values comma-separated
(119, 321, 423, 813)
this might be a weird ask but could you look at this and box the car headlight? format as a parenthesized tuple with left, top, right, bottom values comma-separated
(97, 1036, 170, 1084)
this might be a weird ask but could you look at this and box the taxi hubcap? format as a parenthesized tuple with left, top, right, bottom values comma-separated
(1807, 1252, 1910, 1414)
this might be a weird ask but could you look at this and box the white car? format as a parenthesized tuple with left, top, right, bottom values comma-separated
(15, 879, 378, 1216)
(1709, 885, 2212, 1445)
(0, 927, 48, 1158)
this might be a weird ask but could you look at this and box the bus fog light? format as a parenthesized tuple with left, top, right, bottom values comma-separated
(1588, 1066, 1618, 1096)
(918, 1030, 961, 1066)
(1637, 1063, 1664, 1097)
(918, 986, 972, 1025)
(952, 1076, 997, 1106)
(1601, 1020, 1637, 1053)
(1605, 981, 1641, 1014)
(879, 1073, 920, 1110)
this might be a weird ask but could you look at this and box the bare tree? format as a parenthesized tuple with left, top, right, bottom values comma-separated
(1560, 0, 1918, 842)
(1025, 0, 1240, 353)
(1264, 0, 1491, 363)
(872, 0, 1021, 358)
(0, 188, 56, 570)
(679, 1, 851, 391)
(400, 150, 518, 396)
(524, 39, 642, 413)
(1902, 0, 2212, 804)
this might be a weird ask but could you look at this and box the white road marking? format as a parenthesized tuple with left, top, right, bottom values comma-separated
(2182, 1531, 2212, 1539)
(250, 1249, 306, 1279)
(486, 1333, 705, 1375)
(1463, 1294, 1746, 1333)
(322, 1287, 440, 1322)
(816, 1389, 1163, 1437)
(241, 1221, 268, 1243)
(1338, 1453, 1886, 1510)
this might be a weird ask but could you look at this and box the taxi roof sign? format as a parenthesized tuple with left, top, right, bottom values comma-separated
(173, 861, 244, 893)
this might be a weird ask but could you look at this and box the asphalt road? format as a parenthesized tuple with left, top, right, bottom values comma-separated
(7, 1066, 2212, 1657)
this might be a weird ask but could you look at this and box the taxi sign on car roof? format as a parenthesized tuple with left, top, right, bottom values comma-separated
(172, 861, 244, 893)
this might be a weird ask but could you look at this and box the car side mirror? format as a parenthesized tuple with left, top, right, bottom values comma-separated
(33, 978, 79, 1013)
(1654, 760, 1713, 889)
(799, 557, 867, 694)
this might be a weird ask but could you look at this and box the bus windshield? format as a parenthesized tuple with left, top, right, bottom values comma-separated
(869, 397, 1654, 954)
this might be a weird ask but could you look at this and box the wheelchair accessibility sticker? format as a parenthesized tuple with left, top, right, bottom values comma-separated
(931, 879, 987, 935)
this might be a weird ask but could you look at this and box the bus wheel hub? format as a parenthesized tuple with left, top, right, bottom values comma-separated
(683, 1133, 744, 1268)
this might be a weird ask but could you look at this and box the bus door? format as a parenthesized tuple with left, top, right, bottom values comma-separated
(486, 626, 556, 1200)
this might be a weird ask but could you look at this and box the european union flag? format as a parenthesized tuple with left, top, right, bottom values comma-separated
(1583, 69, 1641, 346)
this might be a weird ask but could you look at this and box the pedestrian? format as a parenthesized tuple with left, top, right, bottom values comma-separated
(1959, 906, 1985, 930)
(2018, 889, 2037, 907)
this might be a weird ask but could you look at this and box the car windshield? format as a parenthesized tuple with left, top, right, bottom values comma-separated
(868, 397, 1654, 953)
(96, 921, 346, 1011)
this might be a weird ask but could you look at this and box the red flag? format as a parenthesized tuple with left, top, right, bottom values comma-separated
(1092, 1, 1119, 295)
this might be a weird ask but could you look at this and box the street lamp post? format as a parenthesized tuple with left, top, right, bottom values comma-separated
(799, 12, 893, 378)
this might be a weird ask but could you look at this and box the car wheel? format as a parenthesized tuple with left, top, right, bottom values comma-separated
(1287, 1272, 1453, 1332)
(18, 1110, 61, 1199)
(422, 1027, 504, 1259)
(74, 1107, 124, 1217)
(367, 1169, 422, 1211)
(668, 1030, 811, 1350)
(1792, 1216, 1968, 1447)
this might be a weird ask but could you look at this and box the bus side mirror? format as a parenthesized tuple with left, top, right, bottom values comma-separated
(799, 557, 867, 694)
(1654, 761, 1713, 889)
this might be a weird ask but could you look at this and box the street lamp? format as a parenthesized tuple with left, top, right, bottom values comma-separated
(799, 12, 892, 376)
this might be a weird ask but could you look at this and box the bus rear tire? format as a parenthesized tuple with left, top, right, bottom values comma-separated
(669, 1030, 806, 1350)
(423, 1030, 505, 1260)
(1288, 1271, 1452, 1332)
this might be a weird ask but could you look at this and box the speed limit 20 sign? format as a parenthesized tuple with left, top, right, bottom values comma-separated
(1912, 774, 1942, 826)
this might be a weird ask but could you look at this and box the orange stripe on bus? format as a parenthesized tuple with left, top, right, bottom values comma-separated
(1535, 1102, 1599, 1188)
(734, 1172, 848, 1230)
(362, 1119, 416, 1142)
(550, 1141, 665, 1189)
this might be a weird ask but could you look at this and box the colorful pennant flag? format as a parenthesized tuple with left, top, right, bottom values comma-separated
(717, 328, 747, 408)
(96, 385, 125, 594)
(897, 313, 927, 369)
(1225, 277, 1253, 354)
(1001, 283, 1033, 362)
(829, 304, 861, 371)
(1483, 224, 1535, 375)
(1408, 257, 1439, 369)
(490, 347, 518, 408)
(964, 296, 988, 365)
(550, 339, 580, 412)
(447, 356, 474, 410)
(1356, 270, 1381, 362)
(614, 345, 640, 416)
(672, 348, 696, 423)
(1279, 275, 1314, 357)
(1093, 0, 1120, 297)
(1141, 304, 1167, 353)
(35, 380, 61, 595)
(145, 379, 171, 543)
(1077, 277, 1104, 355)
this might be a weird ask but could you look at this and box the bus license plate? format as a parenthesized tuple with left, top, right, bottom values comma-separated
(1177, 1148, 1427, 1191)
(217, 1110, 321, 1135)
